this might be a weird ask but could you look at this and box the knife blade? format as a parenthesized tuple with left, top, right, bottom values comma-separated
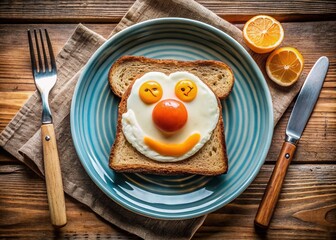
(254, 56, 329, 229)
(286, 56, 329, 145)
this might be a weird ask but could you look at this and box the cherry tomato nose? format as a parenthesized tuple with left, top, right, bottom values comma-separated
(152, 99, 188, 133)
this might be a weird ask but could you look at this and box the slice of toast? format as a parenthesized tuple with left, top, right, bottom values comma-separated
(108, 56, 234, 175)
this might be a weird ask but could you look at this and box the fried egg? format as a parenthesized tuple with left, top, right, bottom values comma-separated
(122, 71, 219, 162)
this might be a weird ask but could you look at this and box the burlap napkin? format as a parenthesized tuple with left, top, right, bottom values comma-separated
(0, 0, 305, 239)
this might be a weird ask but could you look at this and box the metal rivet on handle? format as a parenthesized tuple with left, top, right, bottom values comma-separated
(45, 135, 51, 141)
(285, 153, 290, 159)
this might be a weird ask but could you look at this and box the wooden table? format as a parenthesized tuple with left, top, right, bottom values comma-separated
(1, 1, 335, 239)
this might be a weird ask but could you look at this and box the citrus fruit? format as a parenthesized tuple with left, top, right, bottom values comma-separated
(243, 15, 284, 54)
(266, 47, 304, 86)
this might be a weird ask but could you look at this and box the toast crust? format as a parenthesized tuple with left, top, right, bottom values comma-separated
(108, 56, 231, 176)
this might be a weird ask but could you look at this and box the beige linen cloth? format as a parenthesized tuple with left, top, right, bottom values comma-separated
(0, 0, 305, 239)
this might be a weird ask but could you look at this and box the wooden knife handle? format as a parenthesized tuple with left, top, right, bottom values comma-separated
(254, 141, 296, 228)
(41, 123, 67, 228)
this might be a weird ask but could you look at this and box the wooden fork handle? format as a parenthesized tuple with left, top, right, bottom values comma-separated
(254, 141, 296, 228)
(41, 124, 67, 228)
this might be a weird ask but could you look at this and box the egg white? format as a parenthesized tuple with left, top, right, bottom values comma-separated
(122, 71, 219, 162)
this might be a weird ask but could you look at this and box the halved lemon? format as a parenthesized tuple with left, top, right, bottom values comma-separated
(266, 47, 304, 87)
(243, 15, 284, 54)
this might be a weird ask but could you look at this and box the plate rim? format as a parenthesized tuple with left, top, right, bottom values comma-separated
(70, 17, 274, 220)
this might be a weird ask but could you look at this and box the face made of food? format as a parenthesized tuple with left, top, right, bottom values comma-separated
(122, 71, 219, 162)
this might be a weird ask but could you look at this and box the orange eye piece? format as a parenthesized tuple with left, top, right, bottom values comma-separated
(175, 80, 197, 102)
(139, 81, 163, 104)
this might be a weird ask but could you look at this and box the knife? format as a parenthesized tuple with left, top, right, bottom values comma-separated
(254, 56, 329, 228)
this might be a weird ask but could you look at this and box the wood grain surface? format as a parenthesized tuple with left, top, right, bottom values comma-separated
(0, 0, 335, 239)
(0, 164, 335, 239)
(1, 0, 335, 22)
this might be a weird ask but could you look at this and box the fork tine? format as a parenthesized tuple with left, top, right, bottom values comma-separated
(33, 29, 43, 72)
(27, 30, 37, 74)
(45, 29, 56, 72)
(39, 29, 49, 72)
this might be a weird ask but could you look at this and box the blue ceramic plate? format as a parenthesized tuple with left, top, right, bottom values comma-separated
(71, 18, 273, 220)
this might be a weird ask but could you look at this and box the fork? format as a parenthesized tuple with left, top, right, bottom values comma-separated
(28, 29, 67, 227)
